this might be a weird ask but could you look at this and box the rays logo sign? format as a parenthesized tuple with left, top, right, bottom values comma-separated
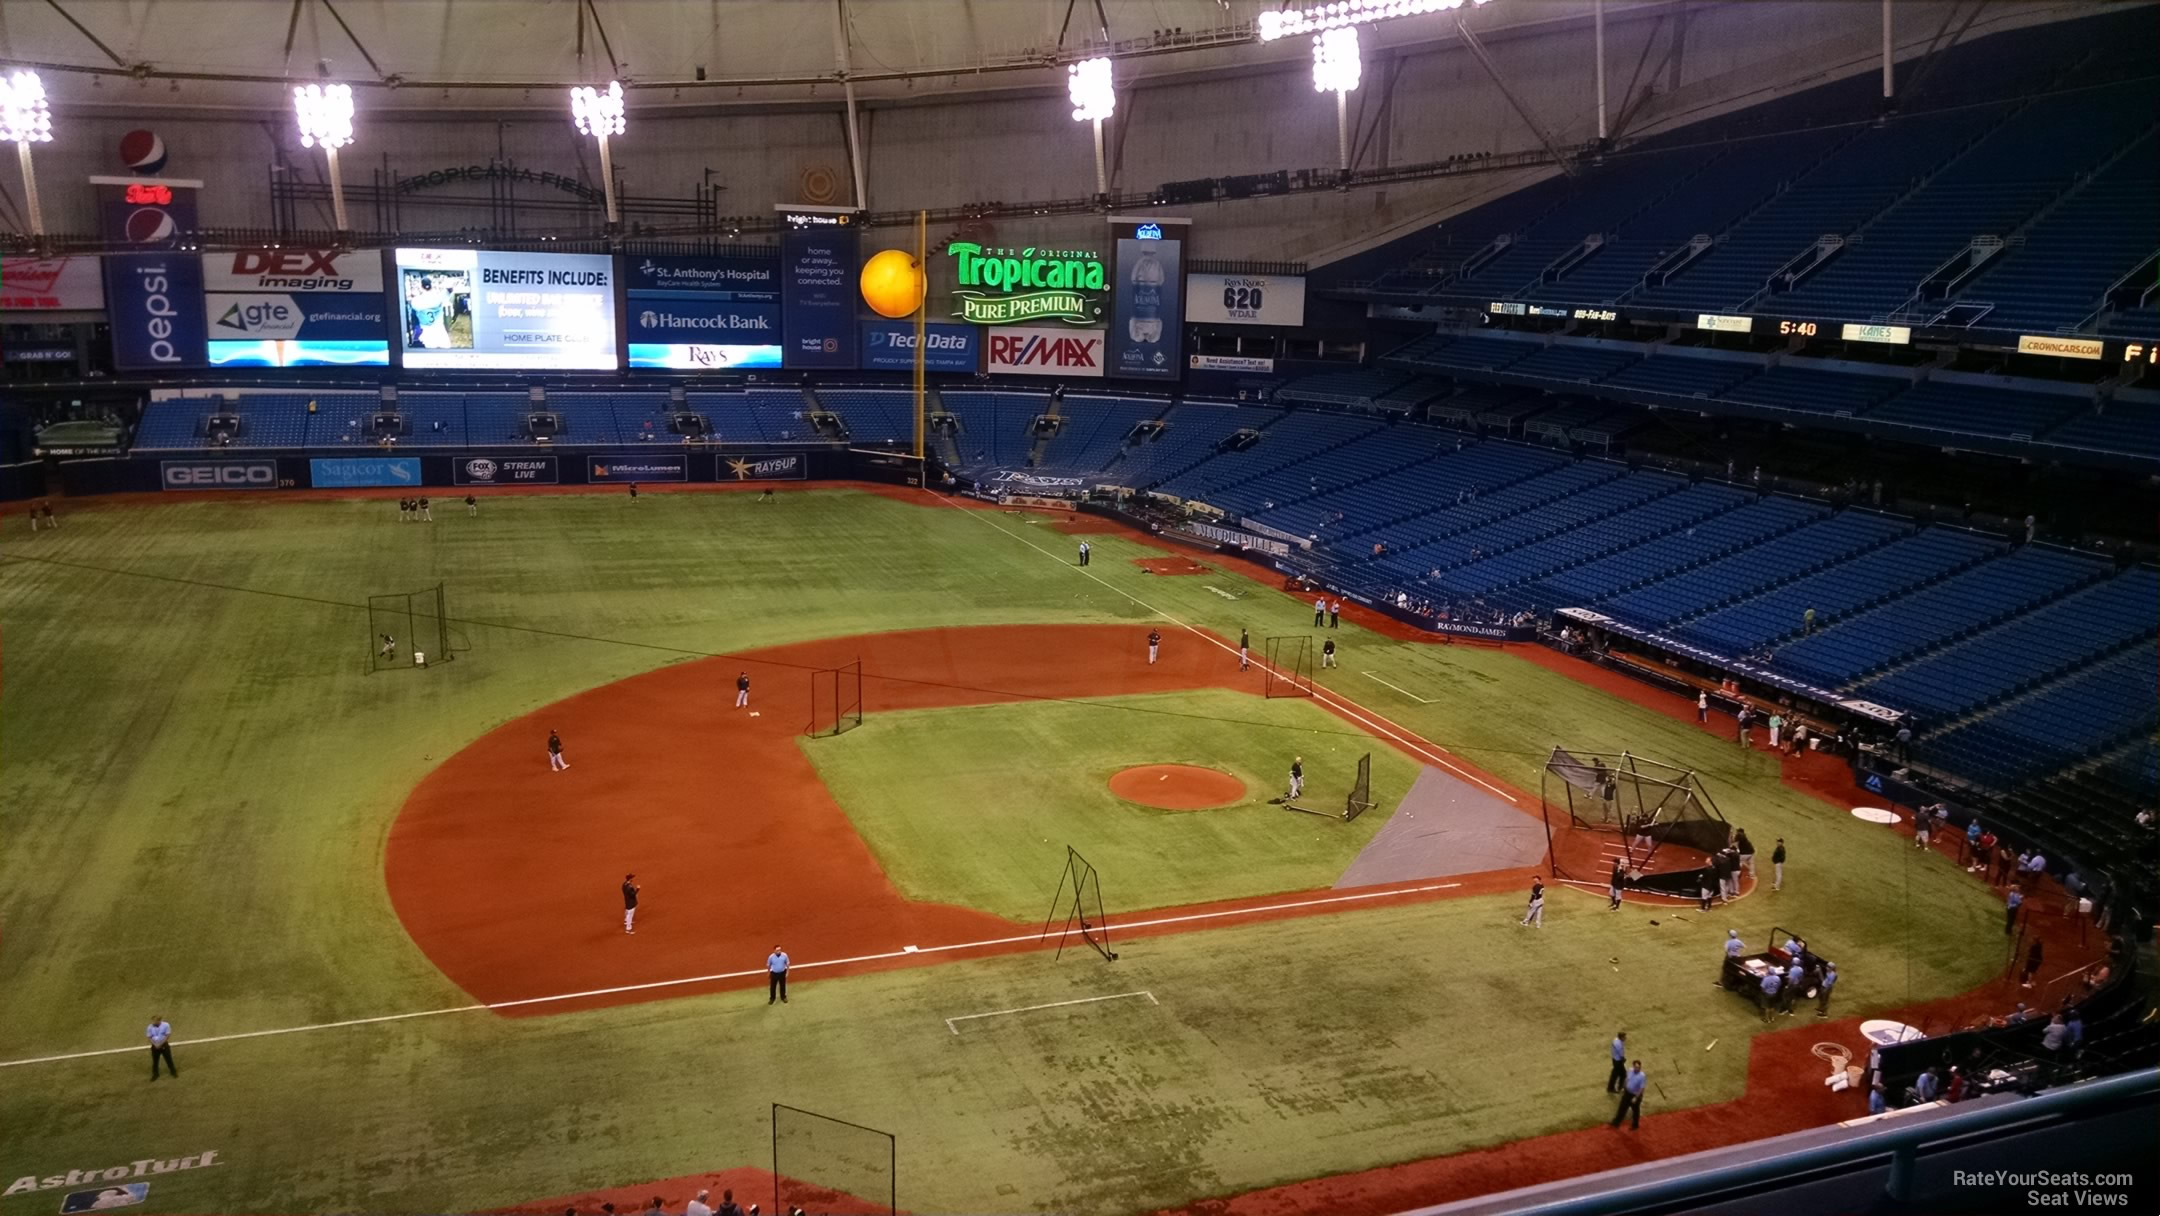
(947, 243, 1105, 325)
(724, 454, 805, 481)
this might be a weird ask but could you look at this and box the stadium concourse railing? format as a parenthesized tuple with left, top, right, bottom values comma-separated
(1407, 1068, 2159, 1216)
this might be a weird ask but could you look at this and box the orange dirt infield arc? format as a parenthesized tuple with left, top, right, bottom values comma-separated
(1108, 763, 1249, 810)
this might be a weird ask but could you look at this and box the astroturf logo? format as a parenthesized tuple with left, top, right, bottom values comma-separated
(6, 1151, 220, 1195)
(947, 242, 1104, 325)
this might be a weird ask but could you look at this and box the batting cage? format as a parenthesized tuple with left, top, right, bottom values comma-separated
(1263, 635, 1313, 698)
(1283, 752, 1375, 821)
(1541, 747, 1731, 879)
(771, 1103, 897, 1216)
(1041, 846, 1115, 961)
(366, 584, 452, 672)
(807, 659, 864, 737)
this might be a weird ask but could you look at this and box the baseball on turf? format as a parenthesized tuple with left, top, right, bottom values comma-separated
(750, 711, 761, 717)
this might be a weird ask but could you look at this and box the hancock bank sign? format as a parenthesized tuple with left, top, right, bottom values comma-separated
(948, 242, 1105, 325)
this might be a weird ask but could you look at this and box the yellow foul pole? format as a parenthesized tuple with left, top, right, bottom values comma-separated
(913, 209, 927, 462)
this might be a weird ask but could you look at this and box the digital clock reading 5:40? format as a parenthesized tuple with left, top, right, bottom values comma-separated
(1777, 320, 1820, 337)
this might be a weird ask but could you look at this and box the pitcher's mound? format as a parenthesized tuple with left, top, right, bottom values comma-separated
(1109, 764, 1248, 810)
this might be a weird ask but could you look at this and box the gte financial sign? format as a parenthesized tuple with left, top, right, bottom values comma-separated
(948, 243, 1105, 325)
(987, 326, 1104, 377)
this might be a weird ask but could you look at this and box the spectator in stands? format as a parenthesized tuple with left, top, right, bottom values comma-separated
(2021, 939, 2045, 989)
(1913, 811, 1931, 852)
(2024, 514, 2036, 544)
(1767, 713, 1784, 750)
(1972, 827, 1996, 874)
(1894, 723, 1912, 763)
(1965, 819, 1983, 865)
(688, 1193, 714, 1216)
(1993, 841, 2018, 885)
(1945, 1066, 1967, 1103)
(1908, 1067, 1942, 1106)
(1867, 1080, 1888, 1115)
(2005, 885, 2024, 935)
(1735, 705, 1753, 746)
(1788, 722, 1807, 756)
(1803, 607, 1815, 635)
(2024, 851, 2047, 883)
(715, 1192, 745, 1216)
(1697, 689, 1708, 723)
(2042, 1014, 2072, 1058)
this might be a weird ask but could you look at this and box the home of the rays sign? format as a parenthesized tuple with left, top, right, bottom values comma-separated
(947, 243, 1106, 325)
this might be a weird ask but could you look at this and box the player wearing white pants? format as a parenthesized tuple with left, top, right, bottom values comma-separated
(1288, 756, 1304, 800)
(622, 874, 639, 934)
(548, 729, 568, 771)
(1147, 629, 1160, 665)
(735, 672, 750, 708)
(1520, 878, 1545, 927)
(1322, 638, 1337, 668)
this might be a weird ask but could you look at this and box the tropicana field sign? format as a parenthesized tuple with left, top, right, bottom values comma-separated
(947, 242, 1105, 325)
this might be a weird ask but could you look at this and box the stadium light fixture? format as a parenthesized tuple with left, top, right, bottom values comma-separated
(1259, 0, 1489, 42)
(0, 69, 53, 236)
(1068, 57, 1115, 199)
(1311, 28, 1361, 176)
(570, 81, 627, 226)
(293, 83, 355, 233)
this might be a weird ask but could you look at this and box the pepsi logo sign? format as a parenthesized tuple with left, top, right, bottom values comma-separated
(125, 208, 178, 244)
(119, 129, 168, 174)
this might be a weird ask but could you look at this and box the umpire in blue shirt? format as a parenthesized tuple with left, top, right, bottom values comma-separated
(1610, 1061, 1647, 1129)
(1605, 1031, 1628, 1093)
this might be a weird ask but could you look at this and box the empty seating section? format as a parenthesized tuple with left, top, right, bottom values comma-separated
(685, 391, 768, 441)
(1436, 474, 1725, 597)
(1859, 568, 2159, 720)
(1722, 366, 1905, 416)
(464, 393, 539, 444)
(1453, 150, 1709, 296)
(1924, 648, 2158, 786)
(1379, 463, 1649, 576)
(1111, 403, 1280, 486)
(1387, 335, 1539, 373)
(1866, 382, 2086, 440)
(1601, 355, 1755, 398)
(1201, 423, 1429, 520)
(1596, 507, 1895, 628)
(539, 393, 627, 444)
(1769, 546, 2106, 688)
(1677, 528, 2003, 653)
(744, 388, 814, 441)
(1154, 411, 1381, 508)
(939, 391, 1048, 466)
(1372, 460, 1619, 568)
(392, 393, 468, 446)
(1779, 85, 2154, 320)
(1530, 491, 1817, 608)
(2042, 396, 2160, 459)
(1633, 105, 2011, 312)
(1258, 439, 1566, 539)
(1505, 345, 1638, 383)
(1036, 396, 1165, 473)
(1277, 368, 1410, 408)
(1963, 130, 2160, 332)
(1528, 127, 1852, 306)
(819, 388, 913, 444)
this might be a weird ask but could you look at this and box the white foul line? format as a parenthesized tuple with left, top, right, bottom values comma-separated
(1360, 670, 1437, 703)
(0, 880, 1459, 1071)
(945, 989, 1157, 1034)
(940, 493, 1518, 803)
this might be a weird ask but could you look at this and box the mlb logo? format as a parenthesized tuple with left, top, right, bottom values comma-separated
(62, 1183, 148, 1213)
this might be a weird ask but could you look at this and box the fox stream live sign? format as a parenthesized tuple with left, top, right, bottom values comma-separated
(947, 243, 1105, 325)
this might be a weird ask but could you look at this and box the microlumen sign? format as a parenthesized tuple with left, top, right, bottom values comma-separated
(948, 242, 1106, 325)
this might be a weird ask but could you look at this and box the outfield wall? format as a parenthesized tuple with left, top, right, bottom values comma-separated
(54, 447, 923, 497)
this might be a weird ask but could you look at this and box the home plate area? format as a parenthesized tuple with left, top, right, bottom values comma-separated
(1336, 766, 1547, 887)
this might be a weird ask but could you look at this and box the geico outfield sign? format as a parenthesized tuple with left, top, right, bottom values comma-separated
(947, 242, 1105, 325)
(6, 1150, 221, 1194)
(161, 460, 278, 490)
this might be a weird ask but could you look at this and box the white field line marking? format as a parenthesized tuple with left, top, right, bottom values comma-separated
(945, 989, 1157, 1035)
(936, 494, 1518, 803)
(0, 881, 1460, 1071)
(1360, 670, 1437, 703)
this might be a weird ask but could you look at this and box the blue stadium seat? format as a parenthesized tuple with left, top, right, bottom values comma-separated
(1679, 527, 2003, 655)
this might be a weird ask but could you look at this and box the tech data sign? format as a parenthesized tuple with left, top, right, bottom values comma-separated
(947, 243, 1105, 325)
(985, 326, 1104, 378)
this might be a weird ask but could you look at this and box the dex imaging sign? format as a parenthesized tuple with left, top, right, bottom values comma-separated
(203, 249, 389, 368)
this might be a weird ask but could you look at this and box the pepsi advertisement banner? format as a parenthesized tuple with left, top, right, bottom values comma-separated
(310, 457, 421, 489)
(625, 254, 782, 370)
(105, 254, 208, 370)
(859, 321, 980, 372)
(781, 224, 860, 369)
(1105, 219, 1187, 381)
(94, 175, 199, 247)
(202, 249, 389, 368)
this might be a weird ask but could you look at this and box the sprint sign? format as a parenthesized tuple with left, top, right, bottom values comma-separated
(986, 326, 1104, 378)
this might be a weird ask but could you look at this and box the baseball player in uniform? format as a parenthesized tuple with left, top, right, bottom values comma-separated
(735, 672, 751, 708)
(1239, 629, 1250, 671)
(1287, 756, 1304, 800)
(1147, 629, 1160, 665)
(622, 873, 640, 933)
(1322, 637, 1337, 668)
(1520, 877, 1545, 927)
(548, 729, 568, 771)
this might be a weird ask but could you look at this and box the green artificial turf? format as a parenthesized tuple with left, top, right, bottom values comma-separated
(804, 690, 1420, 919)
(0, 488, 2010, 1214)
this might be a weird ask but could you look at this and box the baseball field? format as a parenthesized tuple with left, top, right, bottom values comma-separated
(0, 484, 2034, 1214)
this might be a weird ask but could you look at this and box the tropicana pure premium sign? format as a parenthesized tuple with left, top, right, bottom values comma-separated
(947, 242, 1105, 325)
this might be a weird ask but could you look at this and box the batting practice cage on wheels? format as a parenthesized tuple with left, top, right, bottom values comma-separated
(1542, 748, 1730, 882)
(367, 585, 454, 672)
(1042, 846, 1115, 961)
(771, 1103, 896, 1216)
(1282, 752, 1375, 821)
(1263, 635, 1313, 698)
(807, 659, 864, 737)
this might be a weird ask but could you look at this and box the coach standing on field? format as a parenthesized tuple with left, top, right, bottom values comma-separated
(1605, 1031, 1627, 1093)
(1610, 1061, 1646, 1129)
(767, 945, 790, 1004)
(146, 1015, 177, 1081)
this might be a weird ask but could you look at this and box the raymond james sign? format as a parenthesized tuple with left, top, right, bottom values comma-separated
(948, 243, 1105, 325)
